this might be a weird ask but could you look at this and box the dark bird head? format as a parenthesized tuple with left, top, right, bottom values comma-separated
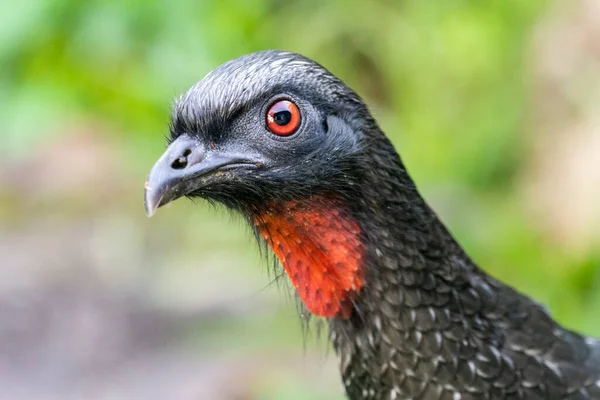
(145, 50, 423, 318)
(144, 50, 394, 215)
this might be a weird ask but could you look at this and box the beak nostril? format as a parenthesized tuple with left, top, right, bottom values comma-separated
(171, 148, 192, 170)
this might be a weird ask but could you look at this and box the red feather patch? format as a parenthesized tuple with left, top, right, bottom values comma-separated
(252, 198, 365, 318)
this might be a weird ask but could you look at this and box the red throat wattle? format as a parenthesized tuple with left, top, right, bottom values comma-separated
(252, 198, 365, 318)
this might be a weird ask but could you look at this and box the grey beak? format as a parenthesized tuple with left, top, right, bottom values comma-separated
(144, 135, 259, 216)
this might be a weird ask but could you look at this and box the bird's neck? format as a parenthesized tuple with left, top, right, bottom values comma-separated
(250, 131, 475, 321)
(249, 133, 497, 398)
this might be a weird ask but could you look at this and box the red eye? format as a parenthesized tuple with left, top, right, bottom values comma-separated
(266, 100, 301, 136)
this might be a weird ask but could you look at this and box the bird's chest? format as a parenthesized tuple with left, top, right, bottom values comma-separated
(330, 308, 463, 400)
(329, 306, 514, 400)
(330, 309, 600, 400)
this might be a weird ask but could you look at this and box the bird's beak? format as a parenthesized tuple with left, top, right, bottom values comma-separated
(144, 135, 259, 217)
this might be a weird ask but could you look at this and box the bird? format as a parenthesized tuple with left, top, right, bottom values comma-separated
(144, 50, 600, 400)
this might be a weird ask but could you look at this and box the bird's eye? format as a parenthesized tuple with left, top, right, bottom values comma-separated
(266, 100, 301, 136)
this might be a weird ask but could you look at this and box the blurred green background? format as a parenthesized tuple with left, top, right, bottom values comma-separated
(1, 0, 599, 399)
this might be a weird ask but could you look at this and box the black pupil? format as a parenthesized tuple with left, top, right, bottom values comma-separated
(273, 110, 292, 126)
